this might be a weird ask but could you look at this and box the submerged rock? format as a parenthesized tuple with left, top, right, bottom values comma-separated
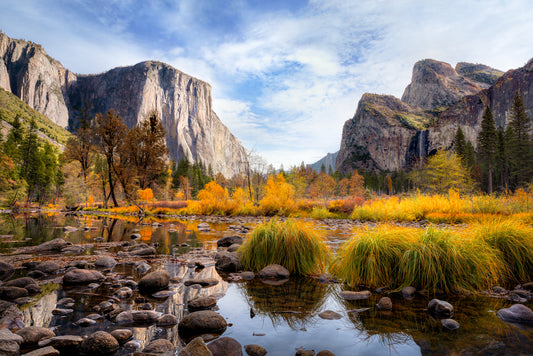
(215, 251, 241, 272)
(138, 270, 170, 292)
(79, 331, 119, 355)
(318, 310, 342, 320)
(63, 269, 104, 285)
(207, 337, 242, 356)
(143, 339, 175, 353)
(258, 264, 290, 279)
(179, 337, 213, 356)
(217, 236, 243, 247)
(188, 296, 217, 311)
(244, 344, 267, 356)
(376, 297, 392, 311)
(497, 304, 533, 325)
(401, 286, 416, 298)
(178, 310, 228, 337)
(339, 290, 371, 300)
(110, 329, 132, 344)
(441, 318, 460, 330)
(428, 299, 454, 318)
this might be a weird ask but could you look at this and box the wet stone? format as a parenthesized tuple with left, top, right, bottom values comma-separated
(0, 286, 28, 300)
(377, 297, 392, 311)
(94, 256, 117, 269)
(339, 290, 371, 300)
(63, 269, 104, 285)
(217, 235, 243, 247)
(38, 335, 83, 349)
(52, 308, 74, 315)
(184, 278, 219, 287)
(179, 337, 212, 356)
(258, 264, 290, 279)
(316, 351, 335, 356)
(428, 299, 454, 318)
(74, 318, 96, 326)
(157, 314, 178, 326)
(34, 261, 60, 274)
(0, 328, 23, 356)
(244, 344, 267, 356)
(79, 331, 119, 355)
(110, 329, 133, 344)
(497, 304, 533, 325)
(188, 296, 217, 311)
(207, 336, 242, 356)
(318, 310, 342, 320)
(138, 270, 170, 292)
(401, 286, 416, 298)
(178, 310, 228, 337)
(152, 290, 176, 299)
(22, 346, 60, 356)
(441, 318, 460, 330)
(143, 339, 175, 353)
(115, 286, 133, 299)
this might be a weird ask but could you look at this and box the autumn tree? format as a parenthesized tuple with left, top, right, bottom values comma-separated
(409, 150, 473, 194)
(93, 109, 128, 207)
(64, 107, 94, 182)
(477, 107, 497, 193)
(259, 173, 295, 215)
(309, 172, 336, 206)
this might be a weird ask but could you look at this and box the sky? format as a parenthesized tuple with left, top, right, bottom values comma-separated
(1, 0, 533, 169)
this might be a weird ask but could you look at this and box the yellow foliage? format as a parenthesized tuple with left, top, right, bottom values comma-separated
(259, 173, 296, 215)
(86, 195, 94, 207)
(197, 181, 231, 214)
(175, 190, 185, 200)
(138, 188, 154, 202)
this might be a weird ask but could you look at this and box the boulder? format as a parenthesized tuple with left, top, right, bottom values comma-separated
(215, 251, 241, 272)
(497, 304, 533, 325)
(178, 310, 227, 337)
(339, 290, 371, 300)
(17, 327, 55, 345)
(217, 236, 243, 247)
(521, 282, 533, 291)
(79, 331, 119, 355)
(295, 351, 315, 356)
(188, 296, 217, 311)
(130, 247, 157, 256)
(138, 270, 170, 292)
(34, 261, 60, 274)
(115, 287, 133, 299)
(135, 262, 151, 274)
(244, 344, 267, 356)
(143, 339, 175, 353)
(94, 257, 117, 269)
(63, 269, 104, 285)
(0, 286, 28, 300)
(428, 299, 454, 318)
(376, 297, 392, 311)
(441, 318, 460, 330)
(316, 351, 335, 356)
(228, 244, 241, 253)
(0, 262, 14, 281)
(207, 337, 242, 356)
(318, 310, 342, 320)
(110, 329, 132, 344)
(258, 264, 290, 279)
(30, 238, 68, 253)
(0, 328, 23, 356)
(21, 346, 60, 356)
(5, 277, 36, 288)
(25, 284, 41, 294)
(179, 337, 213, 356)
(74, 318, 96, 326)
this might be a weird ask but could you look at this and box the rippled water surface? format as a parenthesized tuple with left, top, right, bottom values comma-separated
(2, 213, 533, 355)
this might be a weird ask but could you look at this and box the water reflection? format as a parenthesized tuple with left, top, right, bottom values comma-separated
(237, 277, 329, 329)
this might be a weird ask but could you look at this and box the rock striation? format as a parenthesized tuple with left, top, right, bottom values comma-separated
(335, 57, 533, 174)
(0, 32, 246, 177)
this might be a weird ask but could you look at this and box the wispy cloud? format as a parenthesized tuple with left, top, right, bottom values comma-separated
(1, 0, 533, 168)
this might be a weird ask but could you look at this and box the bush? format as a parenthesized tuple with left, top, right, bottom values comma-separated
(239, 218, 330, 275)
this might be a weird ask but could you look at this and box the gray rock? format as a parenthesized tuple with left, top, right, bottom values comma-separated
(0, 286, 28, 300)
(178, 310, 228, 337)
(441, 318, 460, 330)
(197, 223, 210, 231)
(115, 286, 133, 299)
(184, 278, 219, 287)
(152, 290, 176, 298)
(52, 308, 73, 315)
(0, 328, 23, 356)
(244, 344, 267, 356)
(30, 238, 68, 253)
(217, 236, 243, 247)
(110, 329, 132, 344)
(79, 331, 119, 355)
(318, 310, 342, 320)
(0, 262, 14, 281)
(207, 337, 242, 356)
(124, 340, 142, 351)
(497, 304, 533, 325)
(295, 351, 315, 356)
(5, 277, 36, 288)
(130, 247, 157, 256)
(428, 299, 454, 318)
(38, 335, 83, 349)
(228, 244, 241, 253)
(63, 269, 104, 284)
(316, 351, 335, 356)
(138, 270, 170, 292)
(74, 318, 96, 326)
(179, 337, 213, 356)
(21, 346, 60, 356)
(258, 264, 290, 279)
(34, 261, 60, 274)
(237, 271, 255, 280)
(135, 262, 151, 274)
(339, 290, 371, 300)
(94, 256, 117, 269)
(377, 297, 392, 311)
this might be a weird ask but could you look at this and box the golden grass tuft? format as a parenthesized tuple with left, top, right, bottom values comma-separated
(239, 218, 330, 276)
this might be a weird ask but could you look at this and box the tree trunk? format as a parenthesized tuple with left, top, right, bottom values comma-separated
(107, 155, 119, 207)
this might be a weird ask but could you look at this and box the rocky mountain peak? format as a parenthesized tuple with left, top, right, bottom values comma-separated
(455, 62, 504, 86)
(401, 58, 485, 110)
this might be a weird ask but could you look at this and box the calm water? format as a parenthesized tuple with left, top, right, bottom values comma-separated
(2, 213, 533, 355)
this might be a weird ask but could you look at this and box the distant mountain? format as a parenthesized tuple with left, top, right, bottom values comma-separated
(335, 57, 529, 174)
(309, 151, 338, 172)
(0, 32, 246, 177)
(0, 87, 71, 148)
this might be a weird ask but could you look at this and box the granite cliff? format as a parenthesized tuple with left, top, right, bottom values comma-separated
(336, 58, 519, 174)
(0, 32, 246, 177)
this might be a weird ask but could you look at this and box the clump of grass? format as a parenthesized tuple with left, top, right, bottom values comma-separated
(398, 227, 503, 293)
(239, 218, 330, 276)
(330, 225, 415, 288)
(471, 217, 533, 283)
(309, 207, 336, 219)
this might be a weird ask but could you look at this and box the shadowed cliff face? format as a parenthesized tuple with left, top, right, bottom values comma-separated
(336, 58, 531, 174)
(0, 32, 246, 178)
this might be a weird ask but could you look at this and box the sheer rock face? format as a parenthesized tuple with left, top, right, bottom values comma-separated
(0, 32, 246, 177)
(0, 32, 75, 128)
(336, 58, 531, 173)
(401, 59, 486, 110)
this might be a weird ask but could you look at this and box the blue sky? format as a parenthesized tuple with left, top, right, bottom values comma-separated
(2, 0, 533, 168)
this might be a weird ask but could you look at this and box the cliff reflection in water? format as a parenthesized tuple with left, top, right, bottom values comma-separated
(237, 277, 329, 329)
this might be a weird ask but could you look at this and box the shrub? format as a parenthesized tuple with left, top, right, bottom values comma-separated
(259, 173, 296, 216)
(239, 218, 330, 275)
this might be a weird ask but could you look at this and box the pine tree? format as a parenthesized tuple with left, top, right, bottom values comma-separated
(507, 91, 532, 188)
(454, 126, 466, 158)
(477, 107, 497, 193)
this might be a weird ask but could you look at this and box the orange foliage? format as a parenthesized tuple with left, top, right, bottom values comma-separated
(259, 173, 295, 215)
(138, 188, 154, 202)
